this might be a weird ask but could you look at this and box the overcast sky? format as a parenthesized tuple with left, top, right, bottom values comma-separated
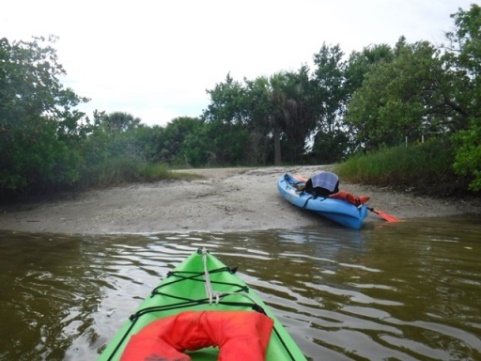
(1, 0, 474, 126)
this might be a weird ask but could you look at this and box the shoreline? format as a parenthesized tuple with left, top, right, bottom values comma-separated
(1, 166, 480, 235)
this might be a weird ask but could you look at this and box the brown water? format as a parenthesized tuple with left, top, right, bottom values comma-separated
(1, 216, 480, 361)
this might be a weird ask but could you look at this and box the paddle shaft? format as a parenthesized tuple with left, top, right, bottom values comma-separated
(367, 207, 400, 222)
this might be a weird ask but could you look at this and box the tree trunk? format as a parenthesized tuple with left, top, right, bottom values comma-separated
(273, 122, 281, 165)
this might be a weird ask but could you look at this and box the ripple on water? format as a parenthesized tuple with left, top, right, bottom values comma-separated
(1, 219, 481, 361)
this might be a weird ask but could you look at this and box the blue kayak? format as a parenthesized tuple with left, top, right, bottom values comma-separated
(277, 173, 368, 230)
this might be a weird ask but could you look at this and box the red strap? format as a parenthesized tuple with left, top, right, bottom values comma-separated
(329, 190, 370, 206)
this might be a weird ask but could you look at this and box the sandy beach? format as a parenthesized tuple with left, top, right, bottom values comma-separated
(1, 166, 480, 234)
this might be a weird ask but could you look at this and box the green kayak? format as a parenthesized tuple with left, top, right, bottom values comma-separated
(98, 248, 307, 361)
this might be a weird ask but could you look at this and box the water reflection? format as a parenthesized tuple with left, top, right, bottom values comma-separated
(0, 215, 480, 360)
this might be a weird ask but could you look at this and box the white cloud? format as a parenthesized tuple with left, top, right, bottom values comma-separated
(1, 0, 473, 126)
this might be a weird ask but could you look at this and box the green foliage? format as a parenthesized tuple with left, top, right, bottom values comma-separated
(311, 44, 352, 161)
(78, 156, 176, 188)
(203, 67, 322, 165)
(453, 116, 481, 191)
(3, 4, 481, 201)
(128, 125, 166, 163)
(80, 156, 142, 188)
(446, 5, 481, 190)
(310, 129, 350, 164)
(181, 126, 210, 167)
(201, 75, 255, 165)
(204, 74, 251, 124)
(336, 139, 471, 196)
(313, 43, 347, 128)
(345, 40, 454, 150)
(186, 119, 249, 166)
(138, 163, 172, 181)
(344, 43, 394, 94)
(162, 117, 203, 165)
(261, 67, 321, 164)
(0, 36, 87, 198)
(1, 118, 82, 192)
(92, 110, 142, 134)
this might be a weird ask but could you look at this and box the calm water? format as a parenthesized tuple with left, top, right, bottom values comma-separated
(0, 216, 480, 361)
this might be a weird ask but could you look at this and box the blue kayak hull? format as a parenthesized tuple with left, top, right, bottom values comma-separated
(277, 173, 367, 230)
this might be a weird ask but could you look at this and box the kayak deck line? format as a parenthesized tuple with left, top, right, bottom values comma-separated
(129, 268, 267, 321)
(99, 248, 307, 361)
(107, 266, 269, 360)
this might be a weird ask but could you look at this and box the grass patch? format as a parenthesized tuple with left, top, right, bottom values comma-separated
(80, 157, 202, 189)
(335, 138, 474, 196)
(137, 163, 201, 182)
